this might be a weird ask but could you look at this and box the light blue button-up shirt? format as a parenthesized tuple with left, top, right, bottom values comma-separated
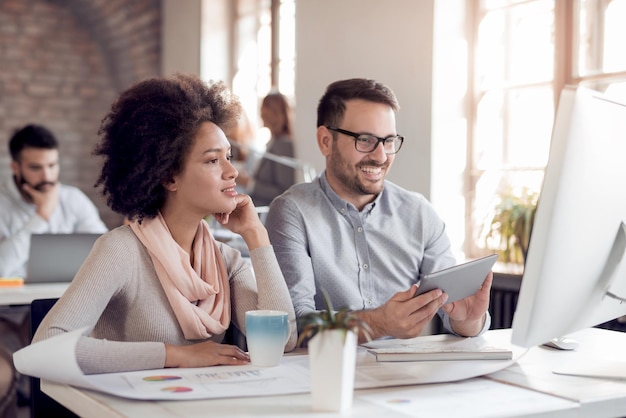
(0, 178, 108, 277)
(266, 171, 490, 336)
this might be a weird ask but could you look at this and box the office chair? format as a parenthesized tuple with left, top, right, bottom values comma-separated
(29, 298, 78, 418)
(0, 344, 17, 418)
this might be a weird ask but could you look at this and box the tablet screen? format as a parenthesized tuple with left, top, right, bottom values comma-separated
(415, 254, 498, 303)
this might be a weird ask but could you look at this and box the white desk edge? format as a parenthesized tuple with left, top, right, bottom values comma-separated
(39, 327, 626, 418)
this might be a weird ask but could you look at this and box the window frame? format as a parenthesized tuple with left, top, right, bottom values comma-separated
(465, 0, 626, 262)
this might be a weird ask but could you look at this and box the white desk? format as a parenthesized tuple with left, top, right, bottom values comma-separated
(41, 379, 579, 418)
(40, 328, 626, 418)
(487, 327, 626, 416)
(0, 282, 69, 306)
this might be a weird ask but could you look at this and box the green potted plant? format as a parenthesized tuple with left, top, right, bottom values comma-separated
(297, 290, 371, 412)
(484, 191, 538, 266)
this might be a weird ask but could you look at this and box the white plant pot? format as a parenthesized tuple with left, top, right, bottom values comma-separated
(308, 329, 357, 412)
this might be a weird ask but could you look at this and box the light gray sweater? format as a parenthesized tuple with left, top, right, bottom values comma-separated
(33, 226, 297, 374)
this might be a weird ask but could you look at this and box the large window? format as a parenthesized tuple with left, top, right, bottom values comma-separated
(468, 0, 626, 267)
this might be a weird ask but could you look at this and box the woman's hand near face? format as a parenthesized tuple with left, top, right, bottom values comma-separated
(212, 194, 270, 249)
(165, 341, 250, 368)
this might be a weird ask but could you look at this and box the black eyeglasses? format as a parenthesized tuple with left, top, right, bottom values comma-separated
(326, 126, 404, 154)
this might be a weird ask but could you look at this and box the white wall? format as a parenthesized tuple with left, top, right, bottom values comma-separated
(161, 0, 235, 84)
(294, 0, 435, 197)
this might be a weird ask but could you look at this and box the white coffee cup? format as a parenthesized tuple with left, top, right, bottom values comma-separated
(245, 310, 290, 367)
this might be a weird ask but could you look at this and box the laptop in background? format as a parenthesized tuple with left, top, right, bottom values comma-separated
(26, 233, 102, 283)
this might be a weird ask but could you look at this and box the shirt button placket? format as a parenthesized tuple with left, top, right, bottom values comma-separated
(353, 218, 371, 308)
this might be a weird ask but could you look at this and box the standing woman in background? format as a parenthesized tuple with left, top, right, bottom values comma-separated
(250, 92, 297, 206)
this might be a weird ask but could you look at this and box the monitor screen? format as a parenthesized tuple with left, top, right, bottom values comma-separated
(511, 86, 626, 349)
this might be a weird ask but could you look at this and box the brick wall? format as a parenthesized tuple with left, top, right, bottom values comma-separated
(0, 0, 161, 228)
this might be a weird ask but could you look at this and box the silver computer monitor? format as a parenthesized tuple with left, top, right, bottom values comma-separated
(511, 86, 626, 353)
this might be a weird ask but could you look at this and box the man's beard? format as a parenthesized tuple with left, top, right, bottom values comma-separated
(24, 179, 56, 191)
(327, 142, 387, 196)
(15, 174, 56, 191)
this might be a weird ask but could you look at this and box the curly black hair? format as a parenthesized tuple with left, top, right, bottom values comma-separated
(95, 73, 241, 222)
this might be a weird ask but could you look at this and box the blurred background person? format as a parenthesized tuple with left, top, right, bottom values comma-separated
(0, 124, 108, 278)
(0, 123, 107, 414)
(249, 92, 297, 206)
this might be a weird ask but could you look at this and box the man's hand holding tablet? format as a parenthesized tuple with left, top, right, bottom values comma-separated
(415, 254, 498, 303)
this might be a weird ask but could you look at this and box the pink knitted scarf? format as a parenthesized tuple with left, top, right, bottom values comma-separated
(130, 213, 230, 339)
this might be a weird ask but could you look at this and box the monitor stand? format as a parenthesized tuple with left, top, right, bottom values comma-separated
(600, 221, 626, 304)
(541, 337, 579, 351)
(551, 221, 626, 380)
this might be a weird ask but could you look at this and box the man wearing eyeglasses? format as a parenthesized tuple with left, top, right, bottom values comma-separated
(265, 78, 492, 342)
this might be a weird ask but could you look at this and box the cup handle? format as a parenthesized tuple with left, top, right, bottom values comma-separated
(284, 318, 293, 346)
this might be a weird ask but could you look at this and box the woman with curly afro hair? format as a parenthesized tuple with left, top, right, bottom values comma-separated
(30, 74, 297, 374)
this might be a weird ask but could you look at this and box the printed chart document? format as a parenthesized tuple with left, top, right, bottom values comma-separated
(14, 328, 525, 401)
(13, 327, 311, 401)
(359, 377, 577, 418)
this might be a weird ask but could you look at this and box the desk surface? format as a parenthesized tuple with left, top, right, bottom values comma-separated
(0, 282, 68, 306)
(41, 328, 626, 418)
(42, 378, 580, 418)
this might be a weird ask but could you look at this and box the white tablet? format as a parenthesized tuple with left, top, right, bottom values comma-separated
(414, 254, 498, 303)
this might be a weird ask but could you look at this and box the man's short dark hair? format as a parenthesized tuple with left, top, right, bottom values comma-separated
(8, 124, 59, 161)
(316, 78, 400, 128)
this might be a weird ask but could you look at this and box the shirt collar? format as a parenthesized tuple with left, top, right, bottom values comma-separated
(319, 170, 381, 215)
(5, 176, 28, 203)
(3, 176, 53, 208)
